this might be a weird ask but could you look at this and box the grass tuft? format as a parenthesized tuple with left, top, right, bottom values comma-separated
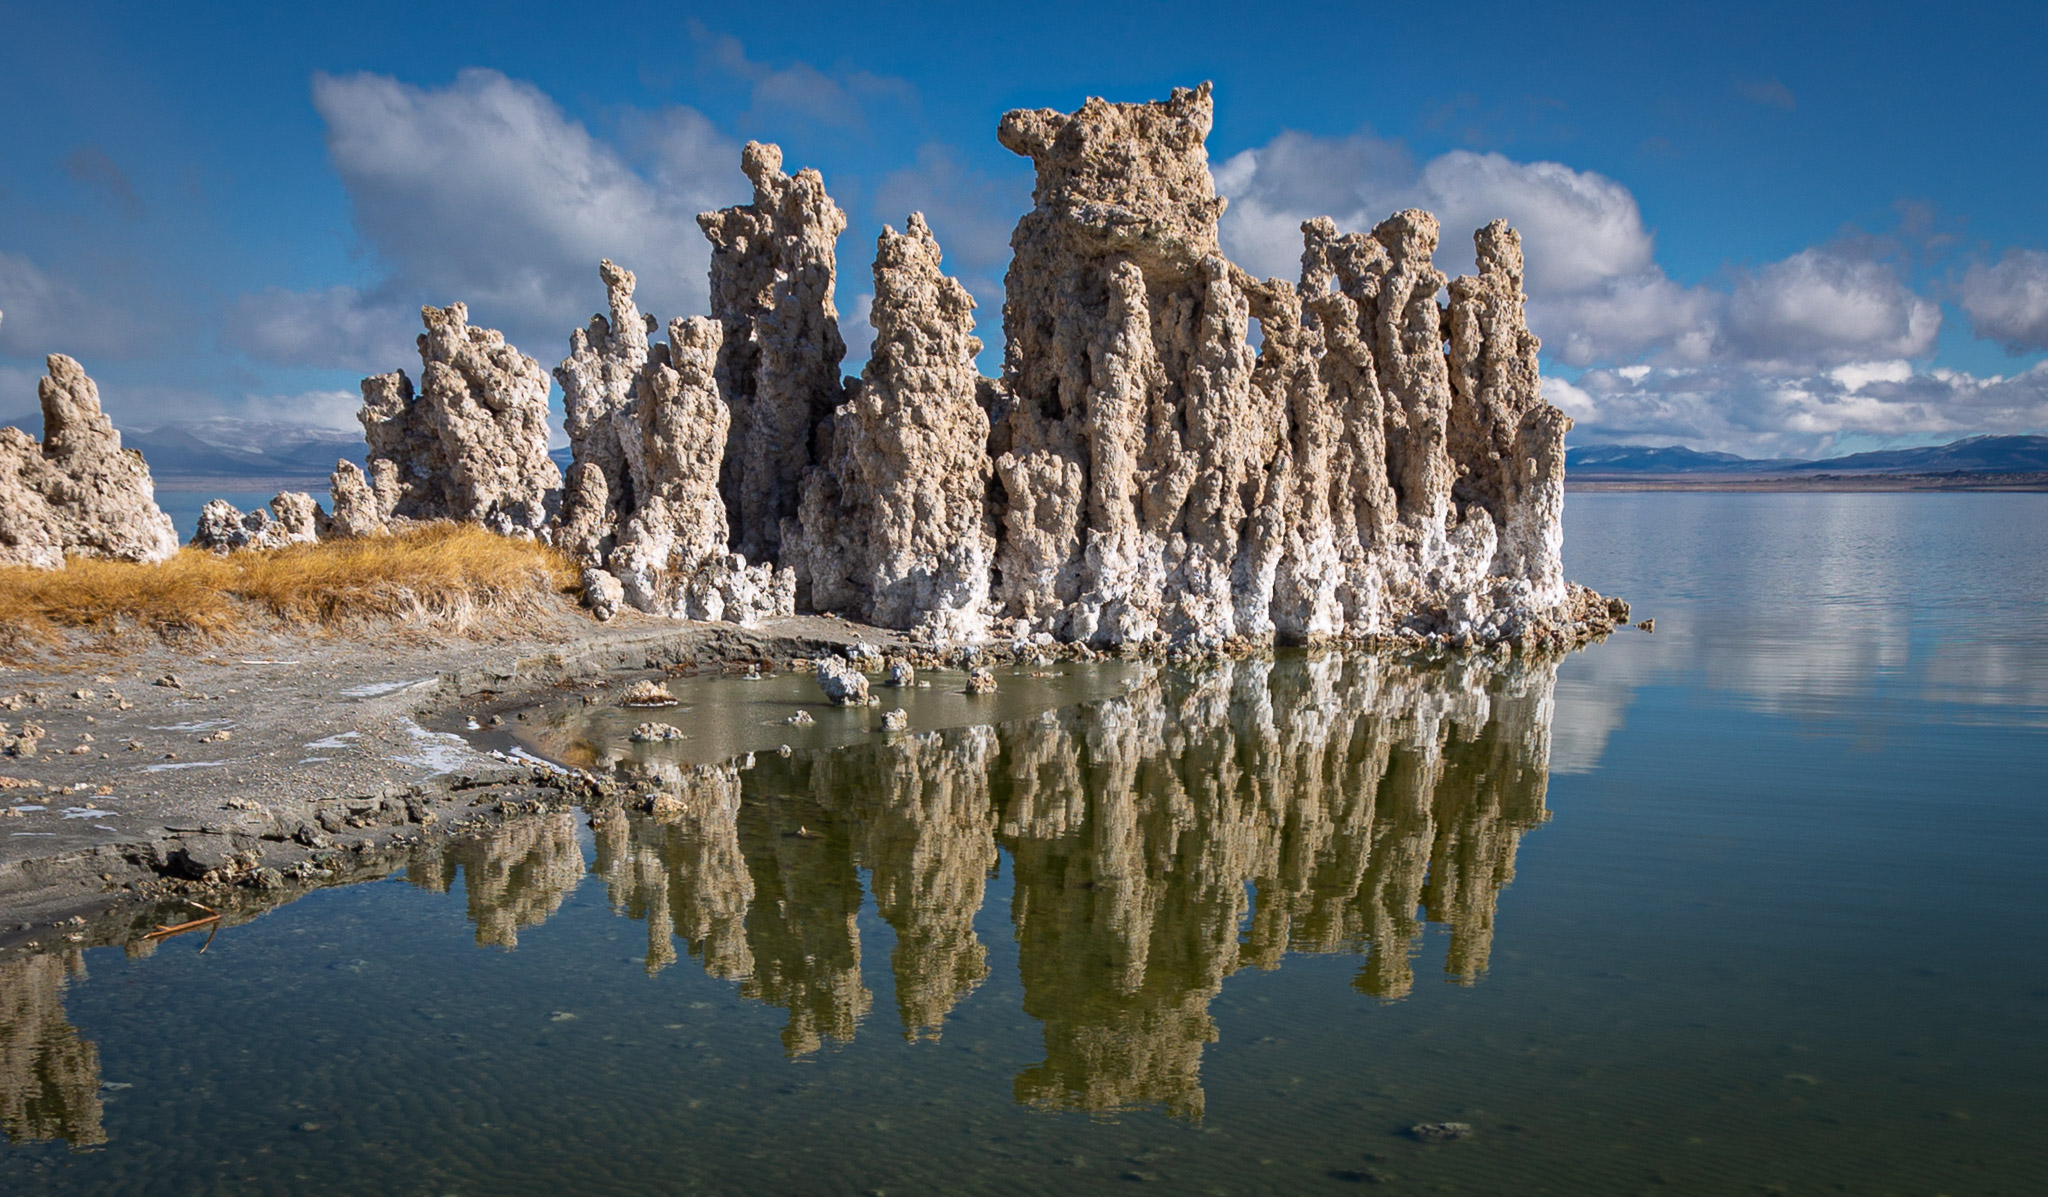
(0, 523, 578, 653)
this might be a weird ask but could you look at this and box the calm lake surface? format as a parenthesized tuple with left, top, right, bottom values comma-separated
(4, 492, 2045, 1195)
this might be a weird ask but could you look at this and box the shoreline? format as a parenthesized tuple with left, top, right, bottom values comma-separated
(1567, 471, 2048, 492)
(0, 611, 907, 950)
(0, 604, 1627, 954)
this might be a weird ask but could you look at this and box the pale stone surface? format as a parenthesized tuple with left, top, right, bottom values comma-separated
(815, 657, 869, 706)
(580, 566, 624, 622)
(0, 354, 178, 569)
(342, 304, 560, 539)
(699, 141, 847, 564)
(787, 214, 994, 639)
(965, 667, 997, 695)
(323, 460, 394, 539)
(188, 492, 322, 553)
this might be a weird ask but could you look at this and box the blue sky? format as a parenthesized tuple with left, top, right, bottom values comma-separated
(3, 0, 2045, 456)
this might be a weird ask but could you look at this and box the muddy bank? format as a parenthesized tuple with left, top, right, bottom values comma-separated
(0, 609, 910, 942)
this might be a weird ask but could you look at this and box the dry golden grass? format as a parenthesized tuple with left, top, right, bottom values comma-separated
(0, 523, 578, 653)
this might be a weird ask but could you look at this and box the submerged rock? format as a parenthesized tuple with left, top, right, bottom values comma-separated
(966, 667, 997, 695)
(815, 657, 869, 706)
(621, 680, 677, 708)
(0, 354, 179, 569)
(630, 722, 687, 743)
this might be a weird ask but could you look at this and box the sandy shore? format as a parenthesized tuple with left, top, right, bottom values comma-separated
(0, 609, 903, 945)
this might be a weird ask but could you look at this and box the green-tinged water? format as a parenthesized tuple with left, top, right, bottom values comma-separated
(4, 492, 2046, 1195)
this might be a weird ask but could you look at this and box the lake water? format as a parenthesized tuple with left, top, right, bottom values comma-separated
(4, 492, 2045, 1194)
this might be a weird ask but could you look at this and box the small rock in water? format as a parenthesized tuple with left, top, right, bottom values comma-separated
(815, 657, 870, 705)
(1636, 618, 1656, 633)
(966, 666, 997, 695)
(884, 659, 915, 687)
(1408, 1122, 1473, 1143)
(786, 710, 815, 725)
(630, 722, 687, 743)
(879, 709, 908, 732)
(621, 680, 678, 707)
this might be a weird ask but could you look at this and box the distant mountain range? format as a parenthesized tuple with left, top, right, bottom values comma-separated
(1566, 435, 2048, 477)
(3, 414, 364, 486)
(7, 414, 2041, 490)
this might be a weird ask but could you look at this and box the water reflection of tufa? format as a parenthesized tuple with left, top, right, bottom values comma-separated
(406, 811, 586, 949)
(0, 951, 104, 1147)
(462, 653, 1556, 1114)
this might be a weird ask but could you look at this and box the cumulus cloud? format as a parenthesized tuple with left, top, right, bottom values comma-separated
(224, 69, 742, 374)
(1210, 126, 2001, 453)
(1564, 359, 2048, 456)
(1723, 248, 1941, 366)
(1960, 247, 2048, 354)
(223, 284, 416, 373)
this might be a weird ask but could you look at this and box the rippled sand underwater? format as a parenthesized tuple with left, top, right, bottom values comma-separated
(3, 491, 2046, 1194)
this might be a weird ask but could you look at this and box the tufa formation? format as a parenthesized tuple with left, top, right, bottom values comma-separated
(9, 84, 1619, 654)
(0, 353, 179, 570)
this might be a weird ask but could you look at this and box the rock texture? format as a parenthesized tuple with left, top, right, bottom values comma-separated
(548, 260, 796, 625)
(983, 84, 1592, 648)
(553, 259, 653, 568)
(0, 354, 179, 570)
(699, 141, 848, 565)
(339, 304, 559, 539)
(786, 215, 995, 638)
(189, 493, 321, 553)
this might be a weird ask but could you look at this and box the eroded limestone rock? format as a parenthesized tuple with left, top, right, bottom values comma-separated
(788, 214, 994, 638)
(189, 493, 322, 553)
(0, 354, 179, 569)
(554, 259, 653, 568)
(815, 657, 869, 706)
(340, 304, 559, 539)
(601, 315, 793, 624)
(699, 141, 847, 564)
(984, 84, 1593, 648)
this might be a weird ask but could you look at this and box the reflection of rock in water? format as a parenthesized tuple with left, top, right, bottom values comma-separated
(407, 811, 585, 948)
(562, 651, 1556, 1109)
(832, 728, 999, 1041)
(996, 654, 1553, 1118)
(0, 950, 105, 1147)
(590, 764, 755, 981)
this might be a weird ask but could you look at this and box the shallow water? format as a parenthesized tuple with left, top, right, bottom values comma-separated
(3, 492, 2045, 1194)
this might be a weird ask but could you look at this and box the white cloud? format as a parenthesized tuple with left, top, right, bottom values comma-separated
(1210, 127, 1998, 453)
(1960, 247, 2048, 354)
(224, 69, 742, 373)
(1723, 249, 1940, 366)
(223, 284, 416, 374)
(1566, 360, 2048, 456)
(0, 250, 155, 360)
